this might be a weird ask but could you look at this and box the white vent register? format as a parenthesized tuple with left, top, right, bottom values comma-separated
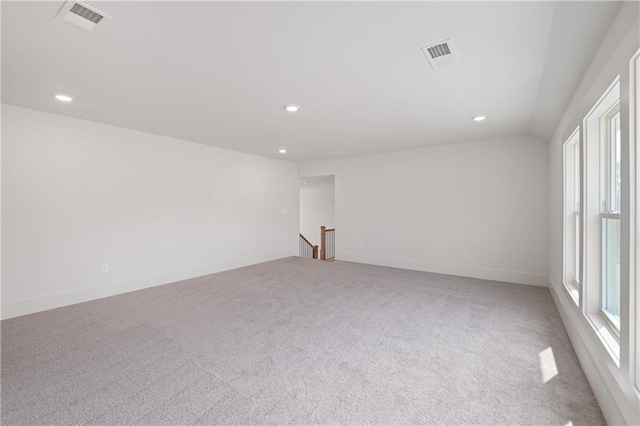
(421, 39, 460, 70)
(56, 1, 109, 32)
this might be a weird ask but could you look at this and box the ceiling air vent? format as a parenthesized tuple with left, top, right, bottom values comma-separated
(56, 1, 109, 32)
(421, 39, 460, 70)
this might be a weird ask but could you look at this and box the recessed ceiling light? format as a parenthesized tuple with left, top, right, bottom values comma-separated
(54, 94, 73, 102)
(279, 148, 287, 154)
(472, 115, 487, 122)
(284, 104, 300, 113)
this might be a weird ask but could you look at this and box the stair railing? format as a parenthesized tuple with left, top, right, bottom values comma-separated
(299, 233, 318, 259)
(320, 226, 336, 260)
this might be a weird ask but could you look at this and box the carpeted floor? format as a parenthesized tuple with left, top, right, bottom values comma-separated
(2, 257, 603, 425)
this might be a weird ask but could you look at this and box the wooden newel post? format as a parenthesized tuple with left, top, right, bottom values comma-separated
(320, 226, 327, 260)
(313, 245, 319, 259)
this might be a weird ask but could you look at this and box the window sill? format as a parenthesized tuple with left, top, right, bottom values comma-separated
(562, 281, 580, 306)
(585, 312, 620, 366)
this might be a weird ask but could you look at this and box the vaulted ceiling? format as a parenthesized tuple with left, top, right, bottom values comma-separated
(2, 1, 622, 162)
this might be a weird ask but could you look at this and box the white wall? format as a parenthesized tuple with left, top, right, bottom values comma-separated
(1, 105, 299, 319)
(299, 134, 549, 286)
(548, 2, 640, 425)
(299, 176, 334, 247)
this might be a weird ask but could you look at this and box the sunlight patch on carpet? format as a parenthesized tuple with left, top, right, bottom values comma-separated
(539, 347, 559, 383)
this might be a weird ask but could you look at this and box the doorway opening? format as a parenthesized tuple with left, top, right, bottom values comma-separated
(299, 175, 335, 260)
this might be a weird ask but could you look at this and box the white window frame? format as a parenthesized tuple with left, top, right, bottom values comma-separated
(631, 50, 640, 392)
(600, 103, 621, 333)
(583, 77, 621, 363)
(563, 127, 582, 305)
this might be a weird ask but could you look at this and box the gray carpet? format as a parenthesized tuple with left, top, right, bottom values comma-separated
(2, 257, 603, 425)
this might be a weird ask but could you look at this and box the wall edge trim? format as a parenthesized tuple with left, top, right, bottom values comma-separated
(1, 251, 292, 320)
(336, 252, 549, 287)
(549, 280, 639, 426)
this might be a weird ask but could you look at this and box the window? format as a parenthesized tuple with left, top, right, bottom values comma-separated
(633, 50, 640, 391)
(600, 103, 621, 331)
(563, 128, 581, 304)
(583, 78, 621, 359)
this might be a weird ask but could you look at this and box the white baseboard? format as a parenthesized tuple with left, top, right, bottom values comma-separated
(1, 251, 292, 320)
(549, 281, 640, 426)
(337, 252, 549, 287)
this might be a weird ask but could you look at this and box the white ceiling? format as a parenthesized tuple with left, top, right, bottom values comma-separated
(1, 1, 622, 162)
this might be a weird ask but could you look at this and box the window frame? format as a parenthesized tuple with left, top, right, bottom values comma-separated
(631, 50, 640, 392)
(563, 127, 582, 305)
(583, 77, 621, 362)
(600, 102, 622, 333)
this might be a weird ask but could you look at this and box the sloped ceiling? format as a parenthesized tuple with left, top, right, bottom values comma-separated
(1, 1, 622, 161)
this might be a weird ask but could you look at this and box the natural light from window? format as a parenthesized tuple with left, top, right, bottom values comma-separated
(539, 347, 558, 383)
(582, 77, 620, 359)
(601, 104, 621, 330)
(634, 51, 640, 392)
(563, 128, 581, 304)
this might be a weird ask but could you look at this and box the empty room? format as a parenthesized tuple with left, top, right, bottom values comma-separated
(1, 1, 639, 425)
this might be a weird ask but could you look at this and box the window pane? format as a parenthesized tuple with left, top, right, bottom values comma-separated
(613, 113, 620, 213)
(601, 217, 620, 328)
(563, 131, 581, 298)
(574, 139, 581, 284)
(575, 211, 580, 283)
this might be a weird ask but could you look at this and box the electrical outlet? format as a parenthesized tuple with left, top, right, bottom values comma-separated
(101, 263, 109, 273)
(462, 250, 469, 259)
